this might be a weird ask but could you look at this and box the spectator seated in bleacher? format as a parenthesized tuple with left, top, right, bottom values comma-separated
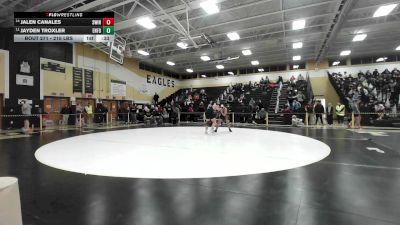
(330, 68, 400, 123)
(282, 104, 293, 125)
(249, 98, 256, 110)
(253, 108, 267, 124)
(143, 106, 154, 125)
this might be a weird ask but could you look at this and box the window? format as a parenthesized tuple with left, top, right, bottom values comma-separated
(362, 57, 373, 64)
(351, 58, 362, 65)
(239, 69, 247, 74)
(289, 63, 305, 70)
(164, 70, 180, 79)
(139, 62, 162, 74)
(246, 68, 255, 74)
(277, 65, 287, 71)
(328, 60, 346, 67)
(385, 55, 397, 62)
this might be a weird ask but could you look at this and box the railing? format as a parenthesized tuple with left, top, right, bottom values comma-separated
(305, 72, 314, 102)
(1, 111, 400, 133)
(274, 82, 283, 113)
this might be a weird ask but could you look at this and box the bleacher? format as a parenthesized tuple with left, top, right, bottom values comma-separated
(161, 75, 311, 125)
(328, 69, 400, 127)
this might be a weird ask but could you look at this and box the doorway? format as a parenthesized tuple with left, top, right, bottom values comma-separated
(0, 94, 3, 129)
(43, 97, 70, 126)
(102, 100, 118, 121)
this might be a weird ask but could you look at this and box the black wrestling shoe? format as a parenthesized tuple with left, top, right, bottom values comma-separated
(229, 128, 232, 132)
(214, 128, 218, 132)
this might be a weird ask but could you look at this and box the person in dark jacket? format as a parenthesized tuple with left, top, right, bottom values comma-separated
(314, 101, 325, 125)
(326, 102, 334, 125)
(153, 93, 160, 105)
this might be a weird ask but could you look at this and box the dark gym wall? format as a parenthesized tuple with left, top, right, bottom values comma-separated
(0, 28, 73, 128)
(40, 43, 73, 64)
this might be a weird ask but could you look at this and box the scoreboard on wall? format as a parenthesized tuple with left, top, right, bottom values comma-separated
(14, 12, 115, 42)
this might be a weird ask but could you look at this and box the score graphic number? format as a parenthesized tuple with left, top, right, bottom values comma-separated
(103, 26, 114, 34)
(102, 18, 114, 26)
(102, 18, 114, 35)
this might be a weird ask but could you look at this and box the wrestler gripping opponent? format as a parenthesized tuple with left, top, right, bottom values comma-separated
(215, 104, 232, 132)
(205, 103, 218, 134)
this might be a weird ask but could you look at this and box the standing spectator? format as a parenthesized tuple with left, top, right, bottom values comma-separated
(161, 108, 169, 123)
(153, 92, 160, 105)
(143, 106, 153, 125)
(76, 103, 83, 125)
(326, 102, 334, 125)
(335, 101, 345, 124)
(153, 106, 162, 125)
(314, 100, 325, 125)
(21, 100, 32, 132)
(277, 76, 283, 84)
(85, 102, 93, 125)
(129, 103, 137, 123)
(304, 101, 314, 125)
(61, 103, 70, 125)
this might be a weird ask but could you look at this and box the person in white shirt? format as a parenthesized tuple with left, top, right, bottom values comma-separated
(21, 100, 32, 132)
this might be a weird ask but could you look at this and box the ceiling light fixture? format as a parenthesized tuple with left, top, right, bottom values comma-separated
(228, 71, 234, 75)
(340, 50, 351, 56)
(177, 42, 188, 49)
(186, 68, 194, 73)
(166, 61, 175, 66)
(242, 49, 252, 56)
(292, 19, 306, 30)
(352, 34, 367, 42)
(251, 60, 259, 65)
(136, 17, 156, 29)
(258, 68, 264, 72)
(293, 65, 299, 69)
(137, 50, 149, 56)
(200, 55, 211, 61)
(396, 45, 400, 51)
(332, 61, 340, 66)
(373, 4, 398, 18)
(201, 74, 207, 78)
(216, 65, 224, 69)
(200, 0, 220, 15)
(227, 32, 240, 41)
(293, 42, 303, 49)
(376, 57, 388, 62)
(293, 55, 301, 61)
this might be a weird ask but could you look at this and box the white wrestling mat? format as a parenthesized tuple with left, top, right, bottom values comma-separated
(35, 127, 330, 179)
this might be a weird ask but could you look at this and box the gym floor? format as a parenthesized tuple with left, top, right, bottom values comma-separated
(1, 125, 400, 225)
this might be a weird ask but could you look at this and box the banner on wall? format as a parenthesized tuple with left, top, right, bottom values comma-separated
(16, 74, 34, 86)
(41, 62, 65, 73)
(146, 75, 175, 88)
(111, 80, 126, 97)
(84, 69, 93, 94)
(73, 67, 83, 92)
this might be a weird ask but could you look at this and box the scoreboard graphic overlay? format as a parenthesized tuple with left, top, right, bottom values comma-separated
(14, 12, 115, 42)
